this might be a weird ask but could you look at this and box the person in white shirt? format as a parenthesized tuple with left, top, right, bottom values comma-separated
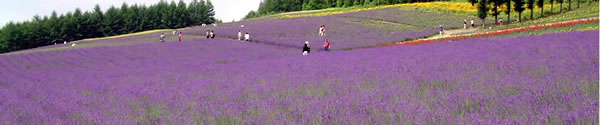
(244, 32, 250, 42)
(160, 33, 165, 42)
(439, 25, 444, 37)
(319, 25, 324, 36)
(237, 31, 242, 40)
(463, 19, 467, 29)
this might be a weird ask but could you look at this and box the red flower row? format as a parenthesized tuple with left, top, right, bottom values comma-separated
(387, 18, 599, 46)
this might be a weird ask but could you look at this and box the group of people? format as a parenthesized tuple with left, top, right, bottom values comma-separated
(206, 30, 215, 39)
(319, 25, 326, 36)
(238, 31, 251, 41)
(441, 19, 478, 36)
(157, 24, 332, 56)
(302, 39, 331, 56)
(302, 25, 331, 56)
(160, 30, 183, 42)
(463, 19, 476, 29)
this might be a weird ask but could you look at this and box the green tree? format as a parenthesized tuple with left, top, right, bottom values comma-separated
(92, 4, 104, 37)
(0, 29, 7, 52)
(344, 0, 352, 7)
(557, 0, 563, 12)
(505, 0, 511, 24)
(128, 4, 142, 32)
(102, 6, 122, 36)
(354, 0, 361, 6)
(536, 0, 545, 17)
(0, 0, 217, 53)
(527, 0, 534, 19)
(244, 10, 258, 19)
(120, 3, 132, 34)
(478, 0, 489, 28)
(206, 0, 216, 23)
(167, 1, 177, 27)
(568, 0, 571, 9)
(513, 0, 526, 22)
(550, 0, 554, 13)
(176, 0, 188, 28)
(490, 0, 503, 24)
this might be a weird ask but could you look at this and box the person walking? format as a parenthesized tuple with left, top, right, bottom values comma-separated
(160, 33, 165, 42)
(206, 30, 210, 39)
(322, 25, 326, 36)
(319, 25, 324, 36)
(210, 31, 215, 39)
(178, 32, 183, 42)
(323, 39, 331, 51)
(471, 19, 475, 28)
(237, 31, 242, 40)
(463, 19, 467, 29)
(439, 25, 444, 37)
(303, 41, 311, 56)
(244, 32, 250, 42)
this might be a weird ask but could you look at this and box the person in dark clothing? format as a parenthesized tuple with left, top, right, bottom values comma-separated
(210, 31, 215, 39)
(302, 41, 310, 56)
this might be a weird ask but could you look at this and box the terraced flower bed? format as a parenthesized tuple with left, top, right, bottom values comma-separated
(1, 30, 597, 124)
(393, 18, 599, 46)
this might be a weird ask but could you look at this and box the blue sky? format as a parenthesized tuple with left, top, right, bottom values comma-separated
(0, 0, 261, 27)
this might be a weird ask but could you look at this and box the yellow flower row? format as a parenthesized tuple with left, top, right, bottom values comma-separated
(277, 1, 565, 19)
(403, 2, 478, 13)
(278, 2, 478, 19)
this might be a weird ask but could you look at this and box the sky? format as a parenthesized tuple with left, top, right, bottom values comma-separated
(0, 0, 261, 27)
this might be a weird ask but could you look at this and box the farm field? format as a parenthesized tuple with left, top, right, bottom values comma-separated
(1, 30, 597, 124)
(0, 1, 598, 124)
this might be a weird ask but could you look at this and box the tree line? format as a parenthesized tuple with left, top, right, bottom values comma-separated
(0, 0, 216, 53)
(472, 0, 595, 27)
(244, 0, 451, 19)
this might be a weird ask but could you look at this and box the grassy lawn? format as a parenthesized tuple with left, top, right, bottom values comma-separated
(78, 29, 174, 42)
(493, 22, 598, 38)
(491, 2, 598, 30)
(8, 34, 207, 55)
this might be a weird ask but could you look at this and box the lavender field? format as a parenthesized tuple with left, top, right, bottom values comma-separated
(1, 27, 598, 124)
(185, 8, 482, 50)
(22, 8, 478, 54)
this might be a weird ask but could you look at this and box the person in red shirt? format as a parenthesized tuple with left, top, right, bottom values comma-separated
(323, 39, 331, 51)
(178, 32, 183, 42)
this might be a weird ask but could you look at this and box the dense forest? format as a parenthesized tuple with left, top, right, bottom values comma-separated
(0, 0, 216, 53)
(244, 0, 449, 19)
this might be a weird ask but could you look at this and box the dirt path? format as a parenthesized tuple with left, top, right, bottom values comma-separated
(426, 27, 479, 40)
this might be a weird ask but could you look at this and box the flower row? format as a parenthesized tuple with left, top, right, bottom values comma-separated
(393, 18, 599, 46)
